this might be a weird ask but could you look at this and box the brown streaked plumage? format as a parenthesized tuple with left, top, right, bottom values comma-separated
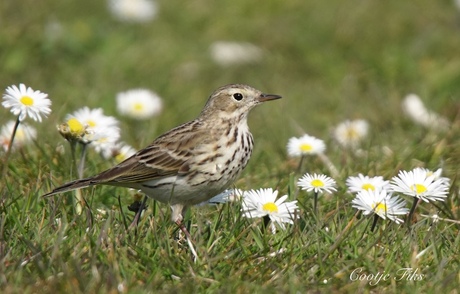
(44, 84, 281, 231)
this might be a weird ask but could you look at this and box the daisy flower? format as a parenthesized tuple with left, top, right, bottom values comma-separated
(210, 41, 263, 66)
(346, 174, 389, 194)
(287, 134, 326, 157)
(402, 94, 449, 131)
(2, 83, 51, 122)
(101, 141, 137, 162)
(241, 188, 299, 233)
(389, 168, 450, 203)
(57, 117, 92, 144)
(332, 119, 369, 149)
(68, 107, 119, 130)
(108, 0, 158, 23)
(66, 107, 120, 152)
(351, 189, 409, 224)
(0, 120, 37, 151)
(88, 126, 121, 154)
(297, 173, 337, 194)
(116, 88, 163, 119)
(415, 167, 450, 187)
(298, 173, 337, 213)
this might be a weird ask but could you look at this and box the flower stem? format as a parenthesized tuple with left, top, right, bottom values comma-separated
(370, 214, 379, 232)
(69, 141, 77, 177)
(296, 155, 305, 174)
(407, 197, 420, 226)
(2, 116, 21, 177)
(77, 143, 88, 178)
(313, 191, 318, 215)
(75, 143, 88, 215)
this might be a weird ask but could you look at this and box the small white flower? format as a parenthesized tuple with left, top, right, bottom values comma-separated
(0, 120, 37, 151)
(346, 174, 389, 194)
(389, 168, 450, 203)
(414, 167, 450, 187)
(241, 188, 298, 233)
(57, 117, 93, 144)
(88, 126, 121, 154)
(68, 107, 119, 130)
(287, 134, 326, 157)
(116, 88, 163, 119)
(297, 173, 337, 194)
(2, 83, 51, 122)
(402, 94, 449, 131)
(108, 0, 158, 23)
(101, 141, 137, 162)
(352, 189, 409, 224)
(332, 119, 369, 149)
(210, 41, 263, 66)
(66, 107, 120, 152)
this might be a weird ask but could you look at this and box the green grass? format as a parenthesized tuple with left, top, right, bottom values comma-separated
(1, 0, 460, 293)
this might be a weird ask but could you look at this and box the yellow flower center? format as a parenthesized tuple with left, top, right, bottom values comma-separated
(372, 202, 387, 214)
(411, 184, 427, 194)
(87, 120, 96, 127)
(347, 128, 359, 139)
(262, 202, 278, 213)
(16, 128, 25, 139)
(20, 96, 34, 106)
(133, 103, 144, 111)
(361, 183, 375, 191)
(311, 179, 324, 188)
(300, 143, 313, 152)
(115, 153, 126, 163)
(67, 118, 85, 134)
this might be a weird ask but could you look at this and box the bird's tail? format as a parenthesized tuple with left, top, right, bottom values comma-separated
(43, 177, 96, 197)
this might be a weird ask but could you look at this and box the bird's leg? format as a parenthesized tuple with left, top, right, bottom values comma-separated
(171, 205, 198, 261)
(175, 219, 192, 241)
(171, 204, 193, 240)
(175, 218, 198, 262)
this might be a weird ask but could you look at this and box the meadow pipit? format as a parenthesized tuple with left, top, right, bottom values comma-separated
(44, 84, 281, 235)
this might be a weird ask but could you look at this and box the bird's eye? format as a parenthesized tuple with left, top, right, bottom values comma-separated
(233, 93, 243, 101)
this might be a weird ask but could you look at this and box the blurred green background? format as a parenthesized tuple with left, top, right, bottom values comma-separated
(1, 0, 459, 151)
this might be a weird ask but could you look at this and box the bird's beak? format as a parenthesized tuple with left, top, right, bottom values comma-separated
(258, 93, 282, 102)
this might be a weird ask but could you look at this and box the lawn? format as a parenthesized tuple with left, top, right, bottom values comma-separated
(1, 0, 459, 293)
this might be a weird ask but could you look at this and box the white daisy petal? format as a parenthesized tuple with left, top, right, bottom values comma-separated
(346, 174, 389, 194)
(351, 189, 409, 224)
(2, 83, 51, 122)
(389, 168, 450, 203)
(65, 107, 120, 152)
(241, 188, 299, 233)
(210, 41, 263, 66)
(297, 173, 337, 194)
(0, 120, 37, 151)
(101, 141, 137, 162)
(116, 88, 163, 119)
(108, 0, 158, 23)
(332, 119, 369, 149)
(402, 94, 449, 131)
(287, 134, 326, 157)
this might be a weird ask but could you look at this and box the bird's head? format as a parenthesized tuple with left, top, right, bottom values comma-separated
(200, 84, 281, 120)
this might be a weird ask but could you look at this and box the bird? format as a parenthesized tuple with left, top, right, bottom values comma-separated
(44, 84, 282, 236)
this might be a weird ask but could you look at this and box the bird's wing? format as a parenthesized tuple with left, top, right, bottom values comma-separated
(93, 121, 207, 184)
